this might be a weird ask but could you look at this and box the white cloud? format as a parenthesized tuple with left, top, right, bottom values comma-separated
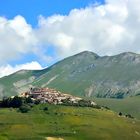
(0, 15, 38, 64)
(0, 61, 43, 78)
(36, 0, 140, 57)
(1, 0, 140, 77)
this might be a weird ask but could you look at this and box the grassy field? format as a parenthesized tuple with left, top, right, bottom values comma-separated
(94, 96, 140, 119)
(0, 104, 140, 140)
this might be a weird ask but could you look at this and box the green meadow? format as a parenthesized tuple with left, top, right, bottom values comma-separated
(0, 104, 140, 140)
(94, 96, 140, 119)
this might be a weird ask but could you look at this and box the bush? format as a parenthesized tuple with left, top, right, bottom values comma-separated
(10, 96, 23, 108)
(1, 97, 11, 107)
(25, 97, 33, 104)
(103, 106, 110, 110)
(1, 96, 23, 108)
(93, 105, 101, 109)
(43, 107, 48, 111)
(78, 99, 94, 107)
(34, 100, 40, 105)
(125, 114, 134, 119)
(61, 98, 72, 106)
(119, 112, 122, 116)
(19, 104, 31, 113)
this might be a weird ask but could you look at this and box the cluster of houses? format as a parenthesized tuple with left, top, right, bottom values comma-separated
(20, 87, 84, 105)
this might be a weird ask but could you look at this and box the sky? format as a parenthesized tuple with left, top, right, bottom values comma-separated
(0, 0, 140, 77)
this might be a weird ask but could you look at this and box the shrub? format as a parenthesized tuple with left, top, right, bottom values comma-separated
(119, 112, 122, 116)
(34, 100, 40, 105)
(93, 105, 101, 109)
(25, 97, 33, 104)
(78, 99, 95, 107)
(19, 104, 31, 113)
(9, 96, 23, 108)
(61, 98, 71, 106)
(125, 114, 134, 119)
(1, 96, 23, 108)
(1, 97, 11, 107)
(103, 106, 110, 110)
(43, 107, 48, 111)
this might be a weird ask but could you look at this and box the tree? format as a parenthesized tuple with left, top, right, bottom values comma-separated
(1, 96, 23, 108)
(25, 97, 33, 104)
(1, 97, 11, 107)
(19, 104, 31, 113)
(78, 99, 91, 107)
(9, 96, 23, 108)
(119, 112, 122, 116)
(43, 107, 48, 111)
(125, 114, 134, 119)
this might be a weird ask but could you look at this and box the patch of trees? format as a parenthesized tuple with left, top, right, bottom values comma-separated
(136, 93, 140, 96)
(125, 114, 134, 119)
(19, 104, 31, 113)
(0, 96, 34, 113)
(102, 106, 110, 110)
(0, 96, 23, 108)
(118, 112, 134, 119)
(62, 98, 101, 109)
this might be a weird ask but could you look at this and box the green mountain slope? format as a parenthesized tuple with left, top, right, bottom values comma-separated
(1, 51, 140, 98)
(0, 69, 46, 97)
(94, 95, 140, 119)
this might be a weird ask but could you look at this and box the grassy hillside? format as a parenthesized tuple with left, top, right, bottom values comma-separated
(0, 104, 140, 140)
(32, 51, 140, 98)
(94, 96, 140, 119)
(0, 69, 47, 97)
(0, 70, 33, 97)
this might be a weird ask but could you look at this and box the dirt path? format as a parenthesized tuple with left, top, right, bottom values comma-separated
(46, 137, 64, 140)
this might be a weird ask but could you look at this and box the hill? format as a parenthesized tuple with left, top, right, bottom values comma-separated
(1, 51, 140, 98)
(94, 95, 140, 119)
(0, 104, 140, 140)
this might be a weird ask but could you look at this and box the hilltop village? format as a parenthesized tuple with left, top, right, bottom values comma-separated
(20, 87, 96, 106)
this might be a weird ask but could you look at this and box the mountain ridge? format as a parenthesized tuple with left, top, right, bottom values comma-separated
(1, 51, 140, 98)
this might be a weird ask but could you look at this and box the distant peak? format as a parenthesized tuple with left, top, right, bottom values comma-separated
(80, 50, 96, 54)
(109, 52, 140, 63)
(77, 51, 99, 56)
(116, 52, 140, 58)
(80, 50, 93, 53)
(120, 52, 138, 56)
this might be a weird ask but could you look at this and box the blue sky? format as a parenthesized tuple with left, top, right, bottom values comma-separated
(0, 0, 139, 77)
(0, 0, 104, 27)
(0, 0, 104, 68)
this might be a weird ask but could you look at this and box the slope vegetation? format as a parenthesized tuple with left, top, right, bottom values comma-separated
(0, 104, 140, 140)
(94, 95, 140, 119)
(1, 51, 140, 98)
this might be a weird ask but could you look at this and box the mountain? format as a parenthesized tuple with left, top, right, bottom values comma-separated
(1, 51, 140, 98)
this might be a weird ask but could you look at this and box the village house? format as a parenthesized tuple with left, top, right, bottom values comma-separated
(19, 87, 96, 106)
